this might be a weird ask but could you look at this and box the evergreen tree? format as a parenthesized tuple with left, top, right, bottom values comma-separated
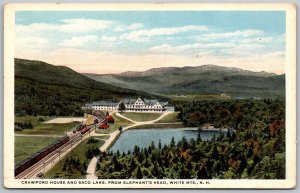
(129, 158, 137, 172)
(197, 132, 202, 142)
(170, 137, 176, 148)
(197, 165, 208, 179)
(136, 166, 143, 179)
(158, 139, 162, 150)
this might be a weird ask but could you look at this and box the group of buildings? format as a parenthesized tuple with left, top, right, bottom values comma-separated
(83, 97, 175, 113)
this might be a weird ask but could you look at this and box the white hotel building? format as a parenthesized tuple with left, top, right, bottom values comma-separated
(84, 97, 175, 113)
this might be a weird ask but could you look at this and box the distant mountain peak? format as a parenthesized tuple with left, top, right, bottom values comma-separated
(118, 66, 180, 77)
(117, 64, 276, 77)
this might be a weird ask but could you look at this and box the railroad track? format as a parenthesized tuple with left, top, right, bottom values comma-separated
(16, 123, 101, 179)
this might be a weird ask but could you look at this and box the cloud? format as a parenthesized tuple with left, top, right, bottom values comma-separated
(61, 35, 98, 47)
(16, 23, 59, 34)
(113, 26, 126, 32)
(60, 19, 113, 33)
(221, 43, 266, 56)
(196, 29, 264, 41)
(149, 44, 174, 52)
(16, 19, 114, 34)
(265, 51, 285, 58)
(15, 36, 49, 49)
(113, 23, 144, 32)
(177, 42, 235, 50)
(121, 25, 208, 42)
(149, 43, 235, 53)
(238, 37, 273, 44)
(101, 35, 117, 42)
(127, 23, 143, 30)
(149, 41, 270, 58)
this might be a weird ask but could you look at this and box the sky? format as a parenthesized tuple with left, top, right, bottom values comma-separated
(15, 11, 286, 74)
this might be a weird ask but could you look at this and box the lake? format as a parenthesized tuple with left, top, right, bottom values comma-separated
(110, 128, 226, 153)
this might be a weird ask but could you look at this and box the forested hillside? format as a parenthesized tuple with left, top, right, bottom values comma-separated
(15, 58, 157, 116)
(95, 99, 285, 179)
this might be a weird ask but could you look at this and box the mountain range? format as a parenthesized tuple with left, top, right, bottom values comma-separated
(84, 65, 285, 98)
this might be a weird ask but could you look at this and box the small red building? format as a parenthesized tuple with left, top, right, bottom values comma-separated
(99, 122, 109, 130)
(107, 115, 115, 123)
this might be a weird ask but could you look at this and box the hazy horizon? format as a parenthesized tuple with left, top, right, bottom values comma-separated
(16, 57, 284, 76)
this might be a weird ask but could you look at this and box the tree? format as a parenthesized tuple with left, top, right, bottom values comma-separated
(197, 132, 202, 142)
(197, 165, 208, 179)
(38, 117, 45, 122)
(158, 139, 162, 150)
(136, 166, 143, 179)
(137, 153, 144, 164)
(119, 126, 123, 132)
(118, 102, 126, 112)
(150, 141, 156, 149)
(152, 161, 163, 179)
(143, 158, 151, 168)
(62, 162, 67, 171)
(129, 158, 137, 172)
(181, 137, 189, 150)
(210, 144, 219, 159)
(170, 137, 176, 148)
(85, 149, 93, 159)
(226, 129, 231, 138)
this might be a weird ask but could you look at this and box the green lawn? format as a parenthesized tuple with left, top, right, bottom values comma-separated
(112, 113, 133, 125)
(15, 116, 52, 127)
(44, 137, 105, 179)
(94, 135, 110, 140)
(120, 112, 162, 122)
(155, 112, 180, 123)
(15, 116, 80, 135)
(15, 136, 61, 164)
(129, 123, 184, 129)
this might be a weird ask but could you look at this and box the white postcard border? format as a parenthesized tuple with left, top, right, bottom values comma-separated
(3, 3, 296, 189)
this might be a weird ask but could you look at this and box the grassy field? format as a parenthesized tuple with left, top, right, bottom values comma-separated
(15, 122, 79, 135)
(15, 116, 51, 126)
(155, 112, 180, 123)
(112, 113, 133, 125)
(129, 123, 184, 130)
(15, 116, 81, 164)
(167, 94, 231, 101)
(44, 137, 105, 179)
(120, 112, 162, 122)
(94, 135, 110, 140)
(15, 116, 80, 135)
(15, 136, 61, 164)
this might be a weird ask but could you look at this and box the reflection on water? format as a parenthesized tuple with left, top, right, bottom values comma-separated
(110, 128, 225, 153)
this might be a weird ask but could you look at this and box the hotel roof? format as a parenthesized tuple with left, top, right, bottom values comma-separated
(90, 101, 119, 107)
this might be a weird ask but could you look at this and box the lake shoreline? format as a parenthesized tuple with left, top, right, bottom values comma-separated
(108, 127, 228, 153)
(126, 126, 229, 132)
